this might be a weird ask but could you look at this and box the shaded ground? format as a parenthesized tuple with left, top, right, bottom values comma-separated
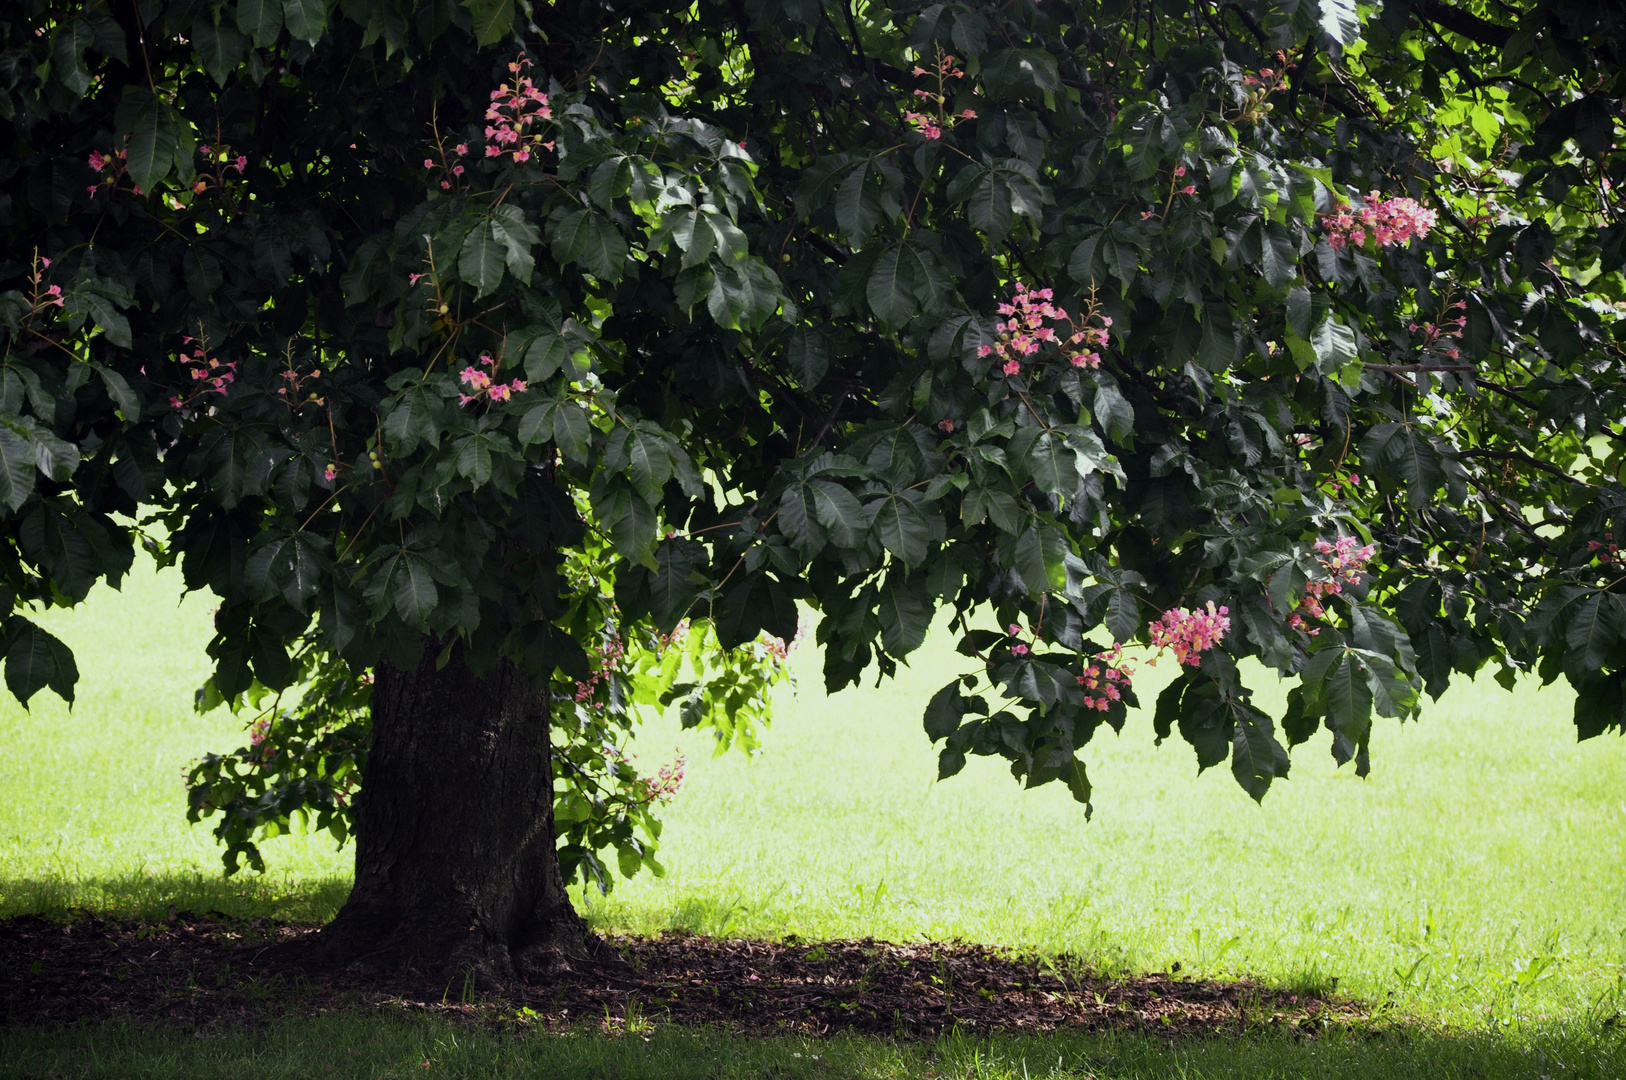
(1, 914, 1359, 1037)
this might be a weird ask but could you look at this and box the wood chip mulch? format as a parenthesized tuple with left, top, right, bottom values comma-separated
(0, 913, 1362, 1037)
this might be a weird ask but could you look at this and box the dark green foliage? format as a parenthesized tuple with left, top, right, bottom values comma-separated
(0, 0, 1623, 848)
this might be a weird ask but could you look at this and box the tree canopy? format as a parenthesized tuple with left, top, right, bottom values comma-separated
(2, 0, 1624, 889)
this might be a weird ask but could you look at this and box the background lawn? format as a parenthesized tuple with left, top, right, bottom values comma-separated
(2, 560, 1625, 1035)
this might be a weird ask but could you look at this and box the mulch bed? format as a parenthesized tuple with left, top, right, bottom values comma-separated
(1, 913, 1361, 1036)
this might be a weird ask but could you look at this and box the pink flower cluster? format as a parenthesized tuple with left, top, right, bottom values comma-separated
(574, 632, 628, 710)
(757, 615, 810, 667)
(1588, 532, 1617, 565)
(424, 147, 468, 190)
(640, 754, 687, 804)
(1077, 644, 1132, 712)
(199, 144, 249, 174)
(904, 52, 975, 140)
(484, 56, 554, 163)
(1322, 194, 1438, 251)
(1288, 535, 1377, 633)
(1149, 602, 1231, 667)
(85, 148, 133, 196)
(1409, 300, 1467, 362)
(976, 283, 1112, 378)
(169, 336, 237, 408)
(459, 353, 527, 405)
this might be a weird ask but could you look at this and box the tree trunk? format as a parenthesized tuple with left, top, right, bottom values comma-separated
(308, 639, 610, 986)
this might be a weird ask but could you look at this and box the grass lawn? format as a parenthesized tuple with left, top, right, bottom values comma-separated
(3, 561, 1625, 1076)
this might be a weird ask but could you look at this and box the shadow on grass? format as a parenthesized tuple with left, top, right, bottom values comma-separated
(0, 871, 352, 924)
(3, 1013, 1625, 1080)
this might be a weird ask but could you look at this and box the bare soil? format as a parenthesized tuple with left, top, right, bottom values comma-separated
(1, 913, 1360, 1036)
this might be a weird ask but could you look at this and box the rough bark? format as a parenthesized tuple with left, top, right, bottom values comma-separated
(304, 638, 611, 987)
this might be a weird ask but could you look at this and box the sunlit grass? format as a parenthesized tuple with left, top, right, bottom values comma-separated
(2, 561, 1625, 1029)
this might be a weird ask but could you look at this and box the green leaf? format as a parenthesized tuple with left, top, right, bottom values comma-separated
(878, 578, 930, 656)
(786, 326, 830, 389)
(391, 553, 439, 627)
(871, 493, 930, 566)
(834, 163, 882, 249)
(464, 0, 514, 45)
(777, 484, 825, 559)
(193, 17, 250, 86)
(1230, 705, 1288, 802)
(236, 0, 283, 47)
(648, 540, 707, 629)
(381, 385, 442, 456)
(1316, 0, 1360, 45)
(0, 424, 36, 510)
(118, 90, 180, 194)
(924, 683, 970, 741)
(552, 207, 628, 282)
(29, 427, 80, 482)
(981, 49, 1060, 97)
(671, 209, 718, 269)
(867, 245, 920, 328)
(490, 206, 540, 284)
(1026, 432, 1073, 495)
(3, 616, 79, 707)
(1567, 593, 1625, 674)
(281, 0, 327, 44)
(1324, 652, 1374, 746)
(1311, 317, 1357, 374)
(812, 482, 865, 548)
(1259, 223, 1299, 288)
(459, 223, 506, 298)
(1092, 383, 1135, 445)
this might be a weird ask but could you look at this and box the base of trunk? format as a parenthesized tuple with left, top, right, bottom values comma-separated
(304, 886, 615, 987)
(270, 638, 621, 989)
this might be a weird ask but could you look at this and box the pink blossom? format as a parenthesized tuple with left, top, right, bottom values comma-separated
(1002, 359, 1022, 376)
(424, 158, 435, 169)
(454, 143, 468, 155)
(937, 419, 955, 433)
(1149, 602, 1231, 667)
(1180, 184, 1196, 195)
(323, 465, 337, 482)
